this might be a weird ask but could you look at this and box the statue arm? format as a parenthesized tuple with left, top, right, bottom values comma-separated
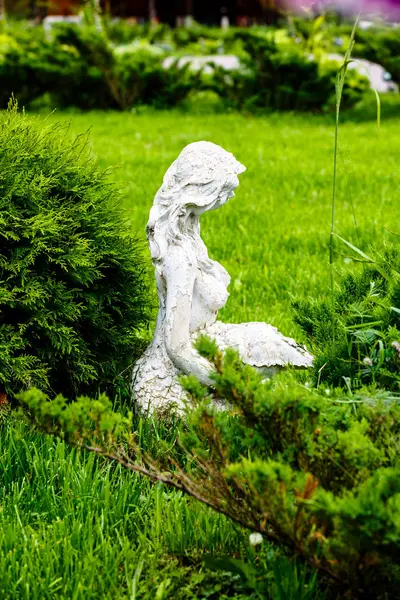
(163, 247, 214, 387)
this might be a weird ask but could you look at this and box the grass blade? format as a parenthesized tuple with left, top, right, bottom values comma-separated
(330, 15, 360, 342)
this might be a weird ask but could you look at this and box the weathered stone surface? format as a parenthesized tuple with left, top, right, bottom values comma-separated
(133, 142, 313, 413)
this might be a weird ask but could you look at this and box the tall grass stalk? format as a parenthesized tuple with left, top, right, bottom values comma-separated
(330, 16, 360, 343)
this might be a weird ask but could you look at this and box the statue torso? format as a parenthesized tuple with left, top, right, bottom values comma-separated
(155, 235, 230, 336)
(191, 260, 230, 331)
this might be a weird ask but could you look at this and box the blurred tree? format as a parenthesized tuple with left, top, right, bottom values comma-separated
(258, 0, 282, 23)
(4, 0, 49, 18)
(32, 0, 49, 20)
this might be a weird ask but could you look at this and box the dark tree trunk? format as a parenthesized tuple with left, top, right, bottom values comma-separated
(149, 0, 157, 21)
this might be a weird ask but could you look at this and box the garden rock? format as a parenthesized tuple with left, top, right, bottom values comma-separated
(163, 54, 241, 74)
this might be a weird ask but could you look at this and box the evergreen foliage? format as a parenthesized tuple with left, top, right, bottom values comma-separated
(0, 103, 151, 399)
(293, 243, 400, 391)
(18, 336, 400, 598)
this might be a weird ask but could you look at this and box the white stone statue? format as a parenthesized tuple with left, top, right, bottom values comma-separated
(133, 142, 313, 413)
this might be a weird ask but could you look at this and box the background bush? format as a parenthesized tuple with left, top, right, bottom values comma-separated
(0, 16, 371, 113)
(293, 17, 400, 85)
(209, 32, 367, 112)
(355, 26, 400, 84)
(0, 24, 77, 108)
(52, 21, 202, 110)
(0, 104, 151, 400)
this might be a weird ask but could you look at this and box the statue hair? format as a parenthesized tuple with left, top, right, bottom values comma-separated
(146, 142, 245, 275)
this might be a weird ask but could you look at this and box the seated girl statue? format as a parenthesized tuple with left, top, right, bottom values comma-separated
(133, 142, 313, 413)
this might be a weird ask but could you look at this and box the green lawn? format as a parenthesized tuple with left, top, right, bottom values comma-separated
(43, 106, 398, 334)
(1, 105, 399, 599)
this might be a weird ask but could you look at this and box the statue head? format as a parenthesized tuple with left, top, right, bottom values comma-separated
(154, 141, 246, 212)
(147, 142, 246, 262)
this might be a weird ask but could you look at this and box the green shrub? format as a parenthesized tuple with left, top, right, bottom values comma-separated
(321, 22, 400, 85)
(0, 21, 112, 110)
(105, 19, 167, 46)
(52, 22, 201, 110)
(208, 33, 368, 112)
(0, 18, 200, 112)
(293, 243, 400, 391)
(0, 17, 369, 113)
(354, 27, 400, 84)
(113, 44, 201, 110)
(171, 23, 224, 48)
(18, 338, 400, 598)
(0, 25, 66, 108)
(0, 103, 151, 399)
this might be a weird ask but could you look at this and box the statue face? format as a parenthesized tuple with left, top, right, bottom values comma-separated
(212, 174, 240, 210)
(165, 143, 245, 217)
(190, 173, 241, 215)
